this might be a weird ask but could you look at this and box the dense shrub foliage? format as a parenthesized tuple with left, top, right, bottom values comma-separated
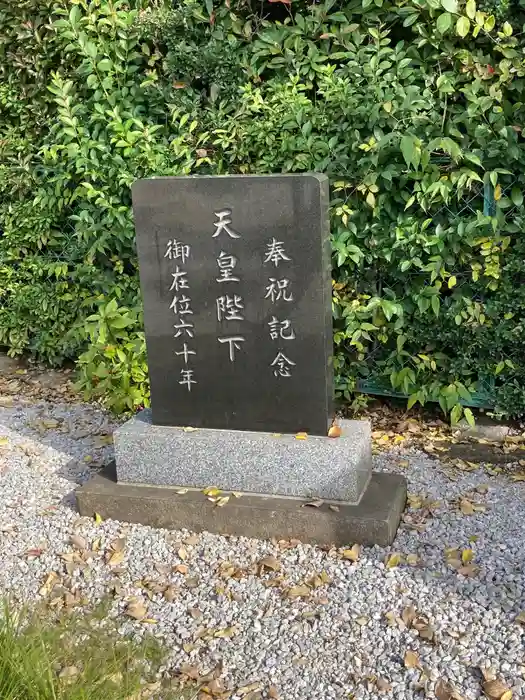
(2, 0, 525, 419)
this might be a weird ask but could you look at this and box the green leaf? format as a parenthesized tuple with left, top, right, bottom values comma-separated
(463, 407, 475, 427)
(484, 14, 495, 31)
(97, 59, 112, 72)
(466, 0, 476, 19)
(69, 4, 81, 28)
(511, 187, 523, 207)
(400, 133, 417, 168)
(407, 394, 419, 410)
(431, 295, 440, 317)
(441, 0, 458, 13)
(503, 21, 513, 36)
(450, 403, 463, 425)
(448, 275, 457, 288)
(436, 12, 452, 32)
(456, 16, 470, 37)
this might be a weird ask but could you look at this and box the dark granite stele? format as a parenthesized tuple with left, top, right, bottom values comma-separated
(76, 465, 407, 547)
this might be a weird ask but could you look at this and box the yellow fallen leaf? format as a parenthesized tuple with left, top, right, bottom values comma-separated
(406, 553, 419, 566)
(182, 426, 198, 432)
(342, 543, 361, 562)
(461, 548, 474, 564)
(328, 425, 342, 438)
(295, 432, 308, 440)
(404, 649, 420, 669)
(94, 512, 103, 525)
(203, 486, 221, 497)
(232, 491, 243, 498)
(398, 460, 410, 468)
(141, 618, 157, 625)
(0, 437, 9, 446)
(386, 552, 402, 568)
(108, 550, 124, 567)
(215, 495, 230, 507)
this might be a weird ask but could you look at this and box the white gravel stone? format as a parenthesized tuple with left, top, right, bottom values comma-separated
(0, 400, 524, 699)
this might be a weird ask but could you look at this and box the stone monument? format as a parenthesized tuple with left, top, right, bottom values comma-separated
(77, 174, 406, 546)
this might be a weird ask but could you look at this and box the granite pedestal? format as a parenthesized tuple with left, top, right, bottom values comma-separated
(115, 409, 371, 504)
(76, 411, 407, 546)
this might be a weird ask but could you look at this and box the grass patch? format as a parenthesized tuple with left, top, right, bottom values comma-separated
(0, 601, 185, 699)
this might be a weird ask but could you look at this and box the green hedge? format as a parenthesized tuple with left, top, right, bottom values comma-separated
(2, 0, 525, 420)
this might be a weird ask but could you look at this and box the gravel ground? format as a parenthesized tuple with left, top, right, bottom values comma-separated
(0, 398, 524, 700)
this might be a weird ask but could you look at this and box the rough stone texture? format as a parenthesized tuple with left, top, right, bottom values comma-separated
(132, 174, 333, 436)
(457, 417, 510, 442)
(115, 409, 371, 503)
(77, 465, 406, 547)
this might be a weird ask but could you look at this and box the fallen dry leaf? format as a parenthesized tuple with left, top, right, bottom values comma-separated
(459, 499, 475, 515)
(406, 553, 419, 566)
(110, 537, 126, 553)
(404, 649, 420, 669)
(377, 678, 393, 693)
(259, 556, 281, 572)
(461, 548, 474, 564)
(483, 679, 512, 700)
(402, 605, 417, 627)
(286, 584, 311, 599)
(215, 495, 230, 507)
(163, 585, 179, 602)
(328, 425, 342, 438)
(413, 615, 435, 642)
(70, 535, 87, 550)
(515, 610, 525, 626)
(329, 504, 340, 512)
(342, 543, 361, 562)
(203, 486, 221, 497)
(268, 685, 279, 699)
(435, 679, 465, 700)
(178, 547, 188, 561)
(303, 499, 324, 508)
(174, 564, 188, 575)
(126, 601, 147, 620)
(182, 426, 198, 432)
(175, 488, 188, 494)
(179, 663, 200, 680)
(237, 682, 262, 696)
(386, 552, 402, 568)
(107, 550, 125, 567)
(183, 534, 199, 546)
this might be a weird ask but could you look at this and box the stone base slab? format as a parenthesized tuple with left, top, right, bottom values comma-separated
(76, 465, 406, 547)
(115, 409, 371, 503)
